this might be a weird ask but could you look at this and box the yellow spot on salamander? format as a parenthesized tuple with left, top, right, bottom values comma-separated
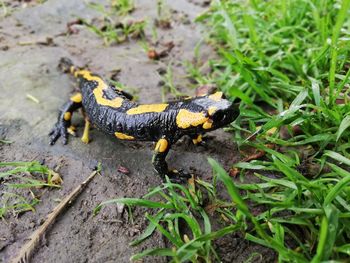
(155, 138, 168, 153)
(126, 104, 168, 115)
(192, 134, 202, 145)
(63, 112, 71, 121)
(203, 119, 213, 129)
(70, 93, 82, 103)
(176, 109, 208, 129)
(115, 132, 135, 140)
(94, 87, 124, 108)
(74, 69, 89, 78)
(208, 92, 223, 102)
(208, 106, 217, 116)
(75, 70, 124, 108)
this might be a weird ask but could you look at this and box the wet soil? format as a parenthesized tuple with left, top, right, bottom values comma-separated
(0, 0, 275, 262)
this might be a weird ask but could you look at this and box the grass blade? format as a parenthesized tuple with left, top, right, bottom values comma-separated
(131, 248, 175, 260)
(324, 163, 350, 206)
(328, 0, 350, 104)
(94, 198, 173, 214)
(130, 211, 165, 246)
(312, 204, 339, 262)
(334, 244, 350, 256)
(324, 150, 350, 167)
(336, 115, 350, 142)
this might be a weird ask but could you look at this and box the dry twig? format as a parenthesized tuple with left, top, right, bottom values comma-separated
(10, 170, 99, 263)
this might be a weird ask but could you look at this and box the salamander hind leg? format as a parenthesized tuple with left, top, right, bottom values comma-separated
(152, 137, 191, 183)
(49, 92, 82, 145)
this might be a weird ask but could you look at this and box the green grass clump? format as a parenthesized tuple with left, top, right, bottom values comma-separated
(215, 156, 350, 262)
(96, 0, 350, 261)
(195, 0, 350, 107)
(160, 63, 187, 101)
(83, 2, 145, 45)
(111, 0, 135, 16)
(95, 176, 241, 262)
(0, 161, 61, 218)
(191, 0, 350, 261)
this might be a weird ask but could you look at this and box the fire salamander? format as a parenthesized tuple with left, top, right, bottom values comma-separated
(49, 58, 239, 182)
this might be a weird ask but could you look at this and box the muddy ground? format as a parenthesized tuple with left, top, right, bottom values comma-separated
(0, 0, 275, 262)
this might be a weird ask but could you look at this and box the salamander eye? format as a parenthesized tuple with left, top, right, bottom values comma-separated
(213, 110, 226, 122)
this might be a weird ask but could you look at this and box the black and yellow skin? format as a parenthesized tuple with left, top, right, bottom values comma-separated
(49, 58, 239, 182)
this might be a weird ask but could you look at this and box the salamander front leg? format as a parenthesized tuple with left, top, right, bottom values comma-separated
(191, 134, 203, 145)
(49, 93, 82, 145)
(190, 134, 209, 150)
(152, 137, 191, 183)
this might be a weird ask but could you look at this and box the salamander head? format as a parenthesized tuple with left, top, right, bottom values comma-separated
(201, 91, 239, 130)
(175, 91, 240, 132)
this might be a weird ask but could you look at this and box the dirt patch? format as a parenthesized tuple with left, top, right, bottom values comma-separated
(0, 0, 275, 262)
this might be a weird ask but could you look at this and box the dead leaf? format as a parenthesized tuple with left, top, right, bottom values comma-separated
(49, 171, 63, 185)
(229, 167, 240, 177)
(188, 175, 196, 198)
(195, 84, 217, 96)
(117, 166, 130, 175)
